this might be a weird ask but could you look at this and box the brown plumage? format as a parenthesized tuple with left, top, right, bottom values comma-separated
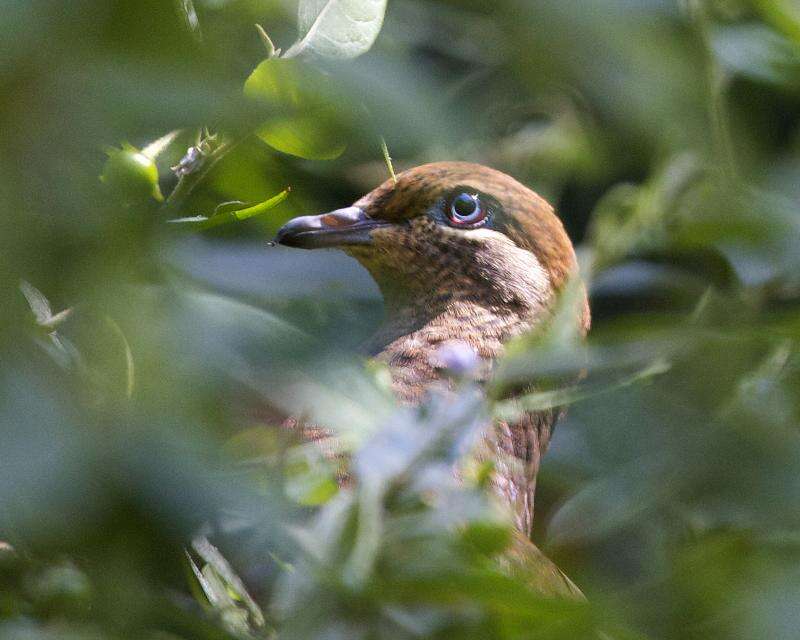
(276, 161, 589, 594)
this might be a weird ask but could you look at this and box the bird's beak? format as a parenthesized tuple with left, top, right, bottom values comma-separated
(274, 206, 387, 249)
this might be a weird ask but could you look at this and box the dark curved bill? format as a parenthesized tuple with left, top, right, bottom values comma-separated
(274, 207, 388, 249)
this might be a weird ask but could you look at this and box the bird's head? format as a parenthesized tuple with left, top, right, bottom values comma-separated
(276, 162, 588, 332)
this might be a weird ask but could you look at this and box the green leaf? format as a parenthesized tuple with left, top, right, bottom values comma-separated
(493, 359, 671, 422)
(547, 461, 669, 546)
(755, 0, 800, 44)
(191, 536, 265, 628)
(256, 111, 346, 160)
(244, 58, 348, 160)
(184, 552, 214, 612)
(213, 200, 256, 215)
(460, 521, 513, 556)
(100, 144, 164, 203)
(712, 23, 800, 88)
(284, 445, 340, 506)
(244, 58, 331, 111)
(168, 188, 290, 230)
(285, 0, 388, 60)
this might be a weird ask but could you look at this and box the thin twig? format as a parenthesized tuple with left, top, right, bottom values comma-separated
(166, 138, 240, 208)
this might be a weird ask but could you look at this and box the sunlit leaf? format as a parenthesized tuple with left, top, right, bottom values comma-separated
(285, 0, 387, 60)
(168, 188, 290, 229)
(141, 129, 181, 160)
(256, 111, 346, 160)
(175, 0, 202, 40)
(100, 144, 164, 203)
(244, 58, 349, 159)
(20, 280, 53, 326)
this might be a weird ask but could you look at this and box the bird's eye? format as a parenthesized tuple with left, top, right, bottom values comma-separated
(448, 193, 486, 226)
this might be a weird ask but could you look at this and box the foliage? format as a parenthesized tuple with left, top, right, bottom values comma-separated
(1, 1, 800, 639)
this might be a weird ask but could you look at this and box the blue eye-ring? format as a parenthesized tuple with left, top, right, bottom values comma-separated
(448, 192, 486, 226)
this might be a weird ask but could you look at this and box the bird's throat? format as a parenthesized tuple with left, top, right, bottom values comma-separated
(348, 229, 555, 402)
(367, 293, 539, 403)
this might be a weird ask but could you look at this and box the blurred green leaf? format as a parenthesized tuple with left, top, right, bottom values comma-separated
(546, 459, 671, 547)
(460, 521, 513, 557)
(105, 316, 135, 400)
(588, 153, 705, 270)
(755, 0, 800, 43)
(712, 23, 800, 89)
(100, 144, 164, 203)
(493, 358, 671, 421)
(284, 445, 340, 506)
(191, 536, 265, 629)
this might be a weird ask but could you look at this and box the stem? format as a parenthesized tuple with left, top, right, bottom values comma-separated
(166, 138, 239, 208)
(686, 0, 737, 178)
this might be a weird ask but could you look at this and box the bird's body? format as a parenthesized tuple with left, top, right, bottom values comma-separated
(276, 161, 589, 541)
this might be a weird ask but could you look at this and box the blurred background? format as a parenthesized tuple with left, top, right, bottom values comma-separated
(2, 0, 800, 638)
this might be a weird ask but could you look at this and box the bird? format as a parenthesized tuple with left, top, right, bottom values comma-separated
(275, 161, 589, 594)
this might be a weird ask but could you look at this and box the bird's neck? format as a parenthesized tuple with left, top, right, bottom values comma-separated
(373, 293, 529, 347)
(366, 288, 543, 402)
(351, 236, 555, 401)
